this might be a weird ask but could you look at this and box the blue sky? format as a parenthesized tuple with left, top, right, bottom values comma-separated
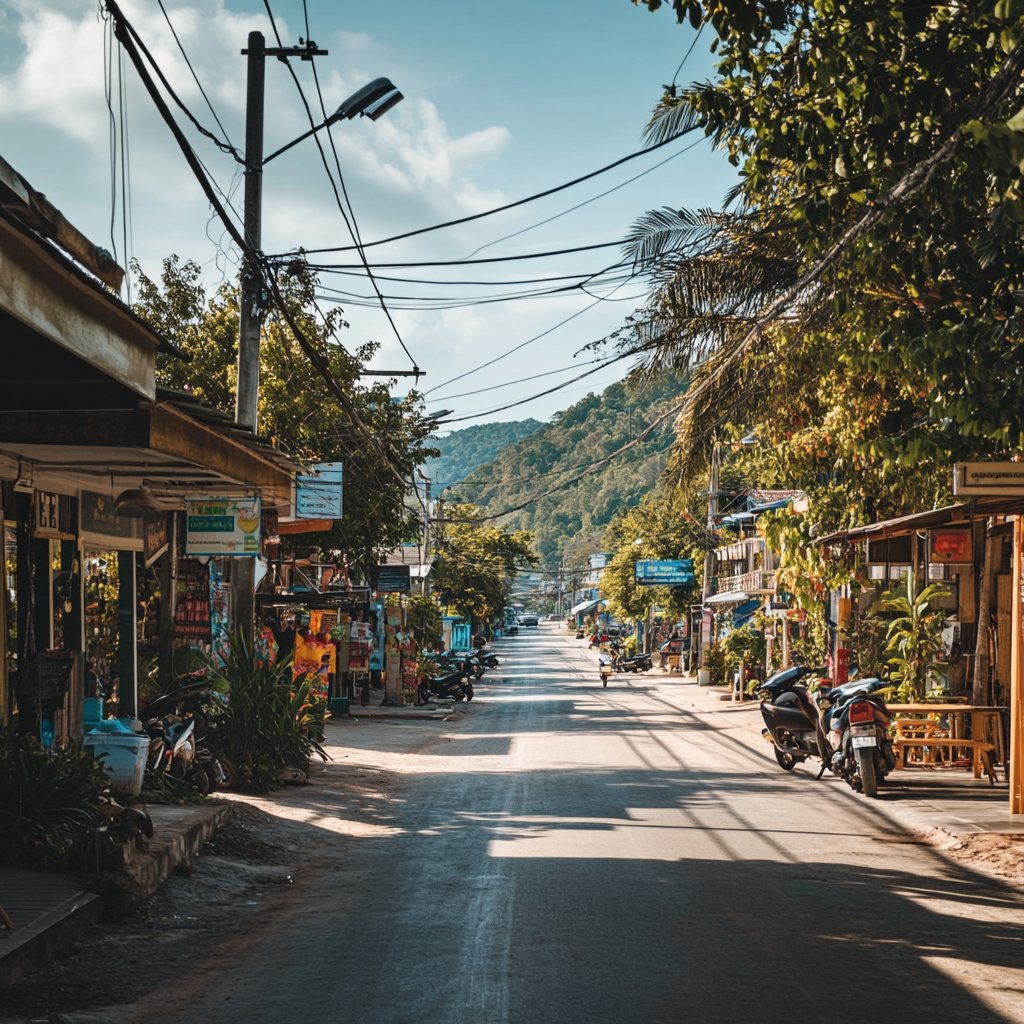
(0, 1, 736, 427)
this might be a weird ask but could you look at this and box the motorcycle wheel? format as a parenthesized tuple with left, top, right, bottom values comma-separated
(216, 754, 237, 789)
(602, 676, 608, 688)
(773, 748, 799, 771)
(464, 683, 474, 702)
(416, 682, 432, 706)
(191, 768, 214, 795)
(855, 746, 878, 798)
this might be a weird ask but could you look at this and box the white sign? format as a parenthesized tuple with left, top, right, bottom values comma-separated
(186, 498, 261, 556)
(953, 462, 1024, 496)
(296, 462, 343, 519)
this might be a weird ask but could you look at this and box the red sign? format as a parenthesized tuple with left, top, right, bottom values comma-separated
(931, 529, 971, 563)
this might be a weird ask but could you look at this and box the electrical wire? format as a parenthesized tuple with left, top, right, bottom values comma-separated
(263, 0, 421, 376)
(266, 127, 701, 258)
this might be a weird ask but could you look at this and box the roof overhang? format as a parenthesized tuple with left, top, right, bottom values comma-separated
(706, 591, 751, 605)
(816, 497, 1024, 546)
(0, 401, 296, 511)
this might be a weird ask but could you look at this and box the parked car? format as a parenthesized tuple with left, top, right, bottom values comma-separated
(518, 613, 539, 627)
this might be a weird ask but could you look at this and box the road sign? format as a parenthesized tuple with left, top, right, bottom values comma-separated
(634, 560, 695, 586)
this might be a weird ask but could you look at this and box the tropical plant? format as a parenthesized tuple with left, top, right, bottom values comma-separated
(0, 725, 111, 871)
(432, 502, 537, 627)
(721, 625, 766, 679)
(205, 630, 328, 792)
(879, 574, 951, 702)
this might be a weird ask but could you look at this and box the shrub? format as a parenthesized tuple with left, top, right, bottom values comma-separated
(0, 725, 111, 872)
(206, 631, 328, 792)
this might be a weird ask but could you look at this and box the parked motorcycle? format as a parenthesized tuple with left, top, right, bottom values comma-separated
(140, 674, 234, 794)
(417, 657, 473, 704)
(757, 666, 896, 797)
(819, 677, 896, 798)
(617, 651, 652, 673)
(598, 653, 614, 686)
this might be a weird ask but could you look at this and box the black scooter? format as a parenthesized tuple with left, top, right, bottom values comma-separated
(417, 658, 473, 704)
(758, 666, 895, 797)
(617, 651, 652, 673)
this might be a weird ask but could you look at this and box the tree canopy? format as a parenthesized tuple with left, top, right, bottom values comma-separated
(136, 255, 438, 579)
(624, 1, 1024, 530)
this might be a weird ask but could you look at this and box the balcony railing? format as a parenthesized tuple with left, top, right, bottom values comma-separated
(713, 570, 776, 595)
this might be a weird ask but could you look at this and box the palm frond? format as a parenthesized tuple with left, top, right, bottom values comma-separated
(642, 93, 706, 147)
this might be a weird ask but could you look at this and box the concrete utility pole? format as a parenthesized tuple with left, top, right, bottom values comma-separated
(232, 35, 401, 643)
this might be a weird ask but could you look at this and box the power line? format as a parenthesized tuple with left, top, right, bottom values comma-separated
(265, 126, 701, 259)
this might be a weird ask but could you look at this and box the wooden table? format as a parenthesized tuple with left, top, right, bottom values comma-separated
(887, 704, 1006, 782)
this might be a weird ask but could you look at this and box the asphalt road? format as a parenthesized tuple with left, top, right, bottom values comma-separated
(115, 624, 1024, 1024)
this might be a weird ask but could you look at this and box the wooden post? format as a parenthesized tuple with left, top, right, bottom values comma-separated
(973, 524, 995, 706)
(1010, 516, 1023, 815)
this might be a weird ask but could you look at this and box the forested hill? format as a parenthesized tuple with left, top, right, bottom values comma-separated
(450, 373, 683, 562)
(421, 419, 544, 487)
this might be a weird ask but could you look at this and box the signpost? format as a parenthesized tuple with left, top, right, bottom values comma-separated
(634, 559, 695, 586)
(954, 462, 1024, 496)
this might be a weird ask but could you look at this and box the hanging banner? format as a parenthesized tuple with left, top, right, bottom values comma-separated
(296, 462, 343, 520)
(186, 499, 261, 556)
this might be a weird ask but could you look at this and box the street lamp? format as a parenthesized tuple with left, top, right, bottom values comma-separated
(234, 30, 403, 639)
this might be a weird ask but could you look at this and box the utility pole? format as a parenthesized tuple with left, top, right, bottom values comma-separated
(699, 441, 721, 669)
(234, 32, 328, 644)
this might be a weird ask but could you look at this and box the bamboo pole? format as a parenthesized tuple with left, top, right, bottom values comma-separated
(1010, 517, 1023, 814)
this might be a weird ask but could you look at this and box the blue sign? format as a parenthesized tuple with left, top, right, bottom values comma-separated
(634, 560, 696, 586)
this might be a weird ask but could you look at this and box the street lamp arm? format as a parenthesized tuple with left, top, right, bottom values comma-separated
(262, 77, 402, 165)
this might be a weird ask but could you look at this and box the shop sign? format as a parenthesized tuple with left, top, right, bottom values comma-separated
(954, 461, 1024, 495)
(296, 462, 343, 520)
(375, 564, 411, 593)
(185, 498, 261, 556)
(930, 529, 972, 563)
(80, 490, 135, 539)
(634, 559, 695, 586)
(144, 514, 169, 567)
(35, 491, 75, 539)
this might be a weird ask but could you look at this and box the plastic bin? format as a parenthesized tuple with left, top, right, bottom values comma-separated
(83, 732, 149, 796)
(82, 697, 104, 726)
(328, 696, 350, 716)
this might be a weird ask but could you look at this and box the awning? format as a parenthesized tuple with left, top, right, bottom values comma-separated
(816, 496, 1024, 546)
(733, 599, 761, 625)
(571, 598, 605, 616)
(706, 591, 750, 606)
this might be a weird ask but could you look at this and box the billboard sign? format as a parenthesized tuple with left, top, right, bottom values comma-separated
(634, 560, 695, 586)
(186, 498, 261, 556)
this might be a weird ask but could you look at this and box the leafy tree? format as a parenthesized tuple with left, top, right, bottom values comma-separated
(599, 489, 705, 626)
(623, 2, 1024, 523)
(432, 503, 537, 627)
(134, 256, 438, 578)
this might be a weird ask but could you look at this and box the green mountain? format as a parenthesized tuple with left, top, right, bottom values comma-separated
(422, 419, 544, 487)
(450, 374, 683, 563)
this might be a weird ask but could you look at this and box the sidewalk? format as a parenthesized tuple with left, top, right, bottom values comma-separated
(657, 668, 1024, 839)
(0, 800, 233, 988)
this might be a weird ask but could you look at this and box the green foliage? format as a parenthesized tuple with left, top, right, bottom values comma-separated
(404, 594, 443, 651)
(599, 488, 705, 623)
(625, 2, 1024, 520)
(134, 256, 439, 577)
(205, 631, 328, 793)
(879, 575, 951, 702)
(0, 726, 111, 871)
(422, 420, 544, 486)
(450, 375, 680, 561)
(704, 643, 728, 684)
(432, 504, 537, 626)
(721, 624, 765, 673)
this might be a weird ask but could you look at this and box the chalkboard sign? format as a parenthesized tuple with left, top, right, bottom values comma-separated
(22, 651, 75, 712)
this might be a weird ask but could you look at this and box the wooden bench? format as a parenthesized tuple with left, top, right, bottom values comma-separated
(892, 732, 998, 785)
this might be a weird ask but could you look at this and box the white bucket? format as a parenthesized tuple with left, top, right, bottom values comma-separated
(697, 669, 711, 686)
(83, 732, 149, 796)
